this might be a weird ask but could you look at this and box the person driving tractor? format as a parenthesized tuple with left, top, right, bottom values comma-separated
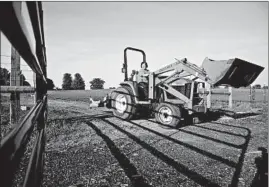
(135, 61, 150, 100)
(137, 61, 149, 83)
(129, 61, 150, 82)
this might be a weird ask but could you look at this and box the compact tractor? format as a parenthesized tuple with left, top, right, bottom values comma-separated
(106, 47, 264, 127)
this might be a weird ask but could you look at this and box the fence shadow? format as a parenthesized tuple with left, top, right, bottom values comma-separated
(100, 118, 221, 187)
(104, 116, 251, 187)
(85, 121, 152, 187)
(46, 103, 254, 186)
(208, 122, 251, 187)
(117, 117, 237, 167)
(47, 112, 113, 124)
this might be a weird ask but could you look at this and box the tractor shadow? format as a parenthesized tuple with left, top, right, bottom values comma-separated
(250, 147, 268, 187)
(207, 109, 260, 120)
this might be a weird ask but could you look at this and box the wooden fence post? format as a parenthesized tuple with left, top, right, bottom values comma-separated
(206, 82, 211, 109)
(263, 84, 267, 102)
(9, 2, 22, 125)
(249, 86, 252, 103)
(10, 46, 21, 125)
(228, 86, 232, 109)
(251, 87, 256, 106)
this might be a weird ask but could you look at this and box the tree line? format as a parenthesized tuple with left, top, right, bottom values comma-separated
(0, 67, 56, 90)
(0, 67, 31, 86)
(61, 73, 105, 90)
(2, 67, 266, 90)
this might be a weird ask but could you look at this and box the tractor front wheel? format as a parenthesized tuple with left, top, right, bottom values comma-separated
(111, 86, 136, 120)
(155, 103, 181, 128)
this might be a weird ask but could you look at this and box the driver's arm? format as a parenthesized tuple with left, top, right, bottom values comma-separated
(141, 70, 150, 77)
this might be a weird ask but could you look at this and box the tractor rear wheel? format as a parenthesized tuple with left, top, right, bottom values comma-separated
(155, 103, 181, 128)
(111, 86, 137, 120)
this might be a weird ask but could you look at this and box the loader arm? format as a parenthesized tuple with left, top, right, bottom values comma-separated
(154, 58, 213, 85)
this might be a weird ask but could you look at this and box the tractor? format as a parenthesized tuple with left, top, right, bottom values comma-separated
(106, 47, 264, 127)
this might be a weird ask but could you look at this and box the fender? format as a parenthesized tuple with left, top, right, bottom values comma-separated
(119, 81, 139, 104)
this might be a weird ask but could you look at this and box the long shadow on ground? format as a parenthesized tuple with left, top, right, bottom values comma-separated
(143, 120, 251, 187)
(100, 118, 221, 187)
(47, 111, 112, 124)
(102, 115, 251, 187)
(209, 109, 260, 119)
(250, 147, 268, 187)
(47, 108, 253, 187)
(144, 118, 251, 187)
(85, 121, 153, 187)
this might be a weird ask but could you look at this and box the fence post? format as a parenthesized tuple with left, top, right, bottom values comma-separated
(10, 46, 21, 125)
(206, 82, 211, 109)
(9, 2, 22, 126)
(249, 86, 252, 103)
(252, 87, 256, 105)
(263, 84, 267, 102)
(228, 86, 232, 109)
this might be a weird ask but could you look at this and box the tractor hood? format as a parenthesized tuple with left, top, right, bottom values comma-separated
(201, 57, 264, 88)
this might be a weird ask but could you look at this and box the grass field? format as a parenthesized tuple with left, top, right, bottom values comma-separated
(47, 88, 268, 103)
(48, 89, 112, 102)
(1, 88, 268, 187)
(43, 91, 267, 187)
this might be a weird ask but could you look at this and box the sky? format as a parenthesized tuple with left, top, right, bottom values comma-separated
(0, 2, 268, 89)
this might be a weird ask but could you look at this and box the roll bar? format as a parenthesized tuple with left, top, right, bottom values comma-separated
(123, 47, 147, 81)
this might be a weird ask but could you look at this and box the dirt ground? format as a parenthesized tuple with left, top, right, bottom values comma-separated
(42, 98, 268, 187)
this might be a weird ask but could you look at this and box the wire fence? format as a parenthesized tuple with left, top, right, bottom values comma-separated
(1, 60, 35, 87)
(0, 2, 47, 186)
(210, 87, 268, 110)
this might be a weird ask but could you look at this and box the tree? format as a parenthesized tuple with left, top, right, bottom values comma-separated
(0, 68, 30, 86)
(0, 67, 10, 85)
(90, 78, 105, 89)
(20, 74, 31, 86)
(62, 73, 73, 90)
(72, 73, 85, 90)
(253, 84, 261, 89)
(23, 80, 31, 86)
(263, 85, 268, 89)
(47, 78, 55, 90)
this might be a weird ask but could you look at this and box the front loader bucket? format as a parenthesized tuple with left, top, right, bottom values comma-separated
(201, 57, 264, 88)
